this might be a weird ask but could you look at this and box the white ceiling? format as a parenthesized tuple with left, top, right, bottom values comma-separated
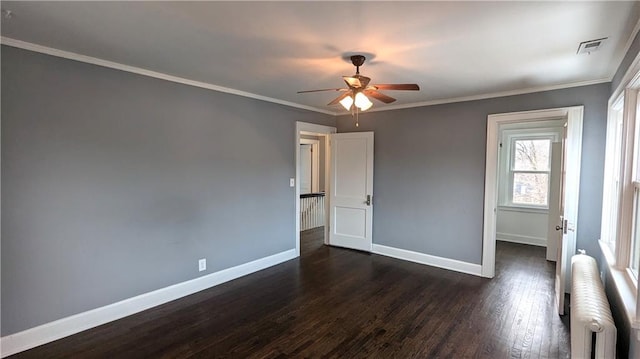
(2, 1, 640, 114)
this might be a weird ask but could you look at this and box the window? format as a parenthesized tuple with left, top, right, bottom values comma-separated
(510, 138, 551, 207)
(601, 98, 625, 252)
(629, 90, 640, 276)
(631, 181, 640, 276)
(601, 87, 640, 279)
(599, 48, 640, 332)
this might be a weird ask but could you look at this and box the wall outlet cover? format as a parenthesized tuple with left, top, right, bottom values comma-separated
(198, 258, 206, 272)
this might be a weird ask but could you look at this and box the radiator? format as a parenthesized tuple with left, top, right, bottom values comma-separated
(570, 254, 616, 359)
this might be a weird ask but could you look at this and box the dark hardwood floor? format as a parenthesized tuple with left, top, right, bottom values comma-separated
(11, 231, 569, 358)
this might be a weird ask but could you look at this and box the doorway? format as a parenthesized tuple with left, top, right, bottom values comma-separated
(295, 122, 336, 256)
(482, 106, 583, 309)
(494, 120, 565, 260)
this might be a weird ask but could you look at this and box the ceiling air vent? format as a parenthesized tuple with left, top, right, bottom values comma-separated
(577, 38, 607, 55)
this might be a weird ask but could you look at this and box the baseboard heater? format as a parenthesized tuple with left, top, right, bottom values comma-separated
(570, 254, 616, 359)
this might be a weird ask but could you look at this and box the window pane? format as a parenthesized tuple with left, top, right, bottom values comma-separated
(631, 190, 640, 276)
(513, 173, 549, 206)
(513, 139, 551, 171)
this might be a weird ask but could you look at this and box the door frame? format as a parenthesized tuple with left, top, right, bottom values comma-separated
(295, 122, 336, 256)
(481, 106, 583, 278)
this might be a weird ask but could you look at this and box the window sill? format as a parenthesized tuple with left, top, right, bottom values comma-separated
(598, 240, 640, 332)
(497, 205, 549, 214)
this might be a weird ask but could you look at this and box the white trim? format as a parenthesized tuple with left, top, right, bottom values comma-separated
(295, 122, 336, 256)
(0, 249, 296, 358)
(0, 37, 335, 116)
(360, 78, 610, 114)
(1, 37, 613, 117)
(496, 233, 546, 247)
(615, 88, 639, 267)
(482, 106, 583, 279)
(372, 244, 482, 277)
(497, 205, 549, 215)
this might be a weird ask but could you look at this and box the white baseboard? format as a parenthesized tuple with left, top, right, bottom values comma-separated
(497, 232, 546, 247)
(1, 249, 297, 358)
(372, 244, 482, 276)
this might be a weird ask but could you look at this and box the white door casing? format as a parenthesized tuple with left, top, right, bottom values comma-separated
(329, 132, 374, 252)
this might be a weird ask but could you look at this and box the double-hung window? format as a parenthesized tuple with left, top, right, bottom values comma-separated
(508, 137, 552, 208)
(600, 63, 640, 329)
(601, 98, 624, 253)
(610, 88, 640, 279)
(627, 89, 640, 277)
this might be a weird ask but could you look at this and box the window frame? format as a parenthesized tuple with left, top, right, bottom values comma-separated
(601, 98, 625, 253)
(498, 127, 562, 211)
(508, 136, 553, 209)
(615, 88, 640, 273)
(600, 55, 640, 332)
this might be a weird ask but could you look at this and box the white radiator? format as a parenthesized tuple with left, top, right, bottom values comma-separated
(570, 254, 616, 359)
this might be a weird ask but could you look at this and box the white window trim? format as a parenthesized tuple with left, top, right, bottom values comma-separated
(601, 99, 624, 252)
(508, 136, 553, 209)
(499, 127, 562, 211)
(630, 180, 640, 279)
(615, 88, 638, 270)
(601, 49, 640, 334)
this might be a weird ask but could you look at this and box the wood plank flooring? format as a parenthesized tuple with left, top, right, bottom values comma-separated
(11, 231, 570, 358)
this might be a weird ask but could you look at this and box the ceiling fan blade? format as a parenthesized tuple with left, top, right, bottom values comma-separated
(343, 76, 361, 89)
(364, 90, 396, 104)
(297, 88, 348, 94)
(372, 84, 420, 91)
(328, 92, 352, 106)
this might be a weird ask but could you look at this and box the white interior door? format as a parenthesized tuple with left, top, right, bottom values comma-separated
(555, 113, 581, 316)
(547, 142, 562, 261)
(329, 132, 374, 251)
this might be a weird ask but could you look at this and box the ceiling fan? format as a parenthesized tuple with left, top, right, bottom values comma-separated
(298, 55, 420, 113)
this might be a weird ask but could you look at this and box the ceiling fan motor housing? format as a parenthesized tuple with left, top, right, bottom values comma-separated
(350, 55, 366, 67)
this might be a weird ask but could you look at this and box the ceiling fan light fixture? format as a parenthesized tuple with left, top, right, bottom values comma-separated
(354, 92, 373, 111)
(340, 95, 354, 110)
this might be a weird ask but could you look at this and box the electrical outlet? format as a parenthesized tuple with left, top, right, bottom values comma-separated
(289, 178, 295, 187)
(198, 258, 206, 272)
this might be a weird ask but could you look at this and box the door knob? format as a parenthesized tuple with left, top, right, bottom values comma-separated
(365, 195, 372, 206)
(555, 224, 563, 231)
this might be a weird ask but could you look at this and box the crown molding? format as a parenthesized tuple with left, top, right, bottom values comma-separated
(1, 37, 613, 117)
(0, 37, 336, 116)
(618, 15, 640, 74)
(345, 78, 611, 115)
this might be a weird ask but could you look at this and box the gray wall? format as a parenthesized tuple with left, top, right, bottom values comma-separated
(612, 30, 640, 94)
(337, 84, 609, 265)
(1, 46, 334, 335)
